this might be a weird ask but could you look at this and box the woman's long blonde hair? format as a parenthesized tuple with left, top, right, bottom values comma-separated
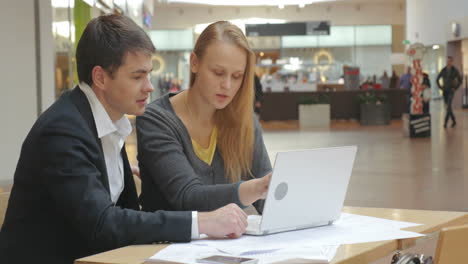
(190, 21, 255, 183)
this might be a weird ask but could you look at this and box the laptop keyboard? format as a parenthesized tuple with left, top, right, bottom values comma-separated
(247, 215, 262, 233)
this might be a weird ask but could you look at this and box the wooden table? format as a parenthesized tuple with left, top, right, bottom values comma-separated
(75, 207, 468, 264)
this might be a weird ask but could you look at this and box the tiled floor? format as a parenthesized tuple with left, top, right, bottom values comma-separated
(126, 100, 468, 211)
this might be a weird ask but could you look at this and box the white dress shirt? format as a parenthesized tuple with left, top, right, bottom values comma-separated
(79, 83, 131, 203)
(79, 83, 199, 238)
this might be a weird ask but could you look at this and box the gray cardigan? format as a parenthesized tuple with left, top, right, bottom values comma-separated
(136, 93, 272, 213)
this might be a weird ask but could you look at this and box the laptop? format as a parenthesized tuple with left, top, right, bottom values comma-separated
(246, 146, 357, 236)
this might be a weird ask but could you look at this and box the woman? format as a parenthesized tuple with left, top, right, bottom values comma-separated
(136, 21, 272, 214)
(422, 72, 431, 114)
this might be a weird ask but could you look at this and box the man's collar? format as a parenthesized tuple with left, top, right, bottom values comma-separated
(78, 83, 131, 139)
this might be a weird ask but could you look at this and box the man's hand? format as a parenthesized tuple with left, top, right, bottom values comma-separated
(198, 203, 248, 239)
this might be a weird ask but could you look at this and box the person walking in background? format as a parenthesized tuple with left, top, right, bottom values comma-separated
(389, 70, 399, 89)
(400, 67, 412, 90)
(254, 73, 264, 116)
(400, 67, 413, 112)
(437, 56, 462, 128)
(380, 70, 390, 89)
(422, 72, 431, 114)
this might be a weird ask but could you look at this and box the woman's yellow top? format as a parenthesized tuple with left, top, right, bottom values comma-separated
(191, 127, 217, 165)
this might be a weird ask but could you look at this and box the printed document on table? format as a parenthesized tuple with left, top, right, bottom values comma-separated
(149, 243, 339, 264)
(192, 213, 423, 255)
(149, 213, 423, 263)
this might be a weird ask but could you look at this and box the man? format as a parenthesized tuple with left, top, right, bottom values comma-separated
(389, 70, 399, 89)
(254, 74, 263, 116)
(400, 66, 412, 113)
(0, 15, 247, 264)
(380, 71, 390, 89)
(400, 66, 413, 90)
(437, 56, 462, 128)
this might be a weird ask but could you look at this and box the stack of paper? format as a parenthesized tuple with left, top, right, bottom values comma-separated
(152, 243, 338, 264)
(149, 213, 424, 264)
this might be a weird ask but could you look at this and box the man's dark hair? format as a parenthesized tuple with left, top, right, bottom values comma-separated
(447, 56, 453, 60)
(76, 14, 155, 86)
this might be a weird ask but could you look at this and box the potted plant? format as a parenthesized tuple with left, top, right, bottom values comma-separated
(357, 92, 391, 125)
(297, 94, 330, 128)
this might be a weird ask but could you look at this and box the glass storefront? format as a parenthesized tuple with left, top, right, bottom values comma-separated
(147, 30, 192, 99)
(52, 0, 75, 98)
(147, 25, 395, 94)
(272, 25, 393, 91)
(149, 51, 190, 100)
(51, 0, 149, 98)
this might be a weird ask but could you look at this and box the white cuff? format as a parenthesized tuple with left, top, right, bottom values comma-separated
(191, 211, 199, 239)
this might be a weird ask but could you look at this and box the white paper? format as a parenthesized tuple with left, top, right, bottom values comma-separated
(149, 213, 423, 264)
(192, 213, 423, 255)
(151, 243, 338, 264)
(150, 244, 224, 264)
(247, 245, 339, 264)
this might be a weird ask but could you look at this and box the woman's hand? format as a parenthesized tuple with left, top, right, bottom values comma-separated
(256, 173, 271, 199)
(238, 172, 272, 206)
(131, 165, 140, 179)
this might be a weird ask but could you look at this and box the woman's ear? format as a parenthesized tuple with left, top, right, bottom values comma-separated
(190, 52, 199, 74)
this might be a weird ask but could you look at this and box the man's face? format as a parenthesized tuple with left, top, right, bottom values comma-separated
(447, 57, 453, 68)
(101, 51, 154, 120)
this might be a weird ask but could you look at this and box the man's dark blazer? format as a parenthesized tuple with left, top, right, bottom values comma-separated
(0, 87, 191, 263)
